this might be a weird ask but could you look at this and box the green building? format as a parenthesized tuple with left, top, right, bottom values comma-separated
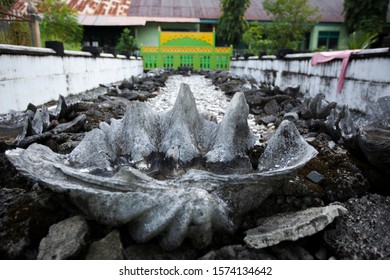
(11, 0, 390, 52)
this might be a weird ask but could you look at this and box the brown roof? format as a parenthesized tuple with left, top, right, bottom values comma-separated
(127, 0, 222, 20)
(66, 0, 131, 16)
(10, 0, 390, 24)
(126, 0, 347, 23)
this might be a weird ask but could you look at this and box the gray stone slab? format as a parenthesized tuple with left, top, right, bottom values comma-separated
(85, 230, 123, 260)
(244, 204, 347, 249)
(38, 215, 89, 260)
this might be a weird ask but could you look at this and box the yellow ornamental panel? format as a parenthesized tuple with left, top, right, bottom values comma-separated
(160, 32, 213, 46)
(142, 46, 159, 52)
(161, 46, 213, 53)
(215, 47, 232, 53)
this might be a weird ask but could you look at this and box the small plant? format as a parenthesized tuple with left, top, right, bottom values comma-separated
(38, 0, 83, 50)
(347, 31, 378, 49)
(116, 28, 138, 55)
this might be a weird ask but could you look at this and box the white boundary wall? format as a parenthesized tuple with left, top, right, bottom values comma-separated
(0, 44, 143, 114)
(230, 48, 390, 111)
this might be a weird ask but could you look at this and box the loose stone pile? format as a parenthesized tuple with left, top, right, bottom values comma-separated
(0, 69, 389, 260)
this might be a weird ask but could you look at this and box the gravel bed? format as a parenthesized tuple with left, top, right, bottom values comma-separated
(146, 74, 264, 139)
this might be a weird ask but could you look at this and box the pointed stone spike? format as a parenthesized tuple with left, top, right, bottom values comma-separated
(109, 101, 160, 165)
(205, 92, 256, 173)
(31, 110, 44, 135)
(68, 128, 113, 171)
(41, 106, 50, 132)
(53, 95, 69, 120)
(258, 120, 318, 172)
(160, 83, 216, 163)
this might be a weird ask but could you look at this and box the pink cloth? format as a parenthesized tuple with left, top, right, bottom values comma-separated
(311, 50, 360, 93)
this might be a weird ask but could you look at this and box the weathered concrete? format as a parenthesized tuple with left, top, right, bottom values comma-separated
(231, 48, 390, 111)
(0, 44, 143, 114)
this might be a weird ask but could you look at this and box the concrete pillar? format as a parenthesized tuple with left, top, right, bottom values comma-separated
(29, 14, 41, 47)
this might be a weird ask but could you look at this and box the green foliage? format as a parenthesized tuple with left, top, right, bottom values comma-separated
(217, 0, 251, 47)
(347, 31, 378, 49)
(0, 0, 16, 10)
(38, 0, 83, 44)
(116, 28, 138, 53)
(344, 0, 389, 34)
(63, 41, 82, 51)
(261, 0, 320, 51)
(0, 20, 30, 45)
(242, 23, 277, 55)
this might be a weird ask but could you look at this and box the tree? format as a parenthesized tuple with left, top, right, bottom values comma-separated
(37, 0, 83, 46)
(262, 0, 320, 51)
(116, 28, 138, 55)
(242, 22, 277, 55)
(343, 0, 390, 34)
(217, 0, 251, 47)
(0, 0, 16, 10)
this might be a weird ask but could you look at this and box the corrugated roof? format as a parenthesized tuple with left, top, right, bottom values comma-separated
(127, 0, 221, 19)
(66, 0, 131, 16)
(9, 0, 390, 24)
(127, 0, 344, 23)
(127, 0, 390, 23)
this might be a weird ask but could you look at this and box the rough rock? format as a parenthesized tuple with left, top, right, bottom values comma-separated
(306, 170, 325, 184)
(278, 84, 301, 97)
(301, 93, 337, 120)
(50, 114, 87, 135)
(118, 77, 134, 90)
(260, 115, 277, 125)
(283, 112, 299, 123)
(324, 194, 390, 259)
(365, 95, 390, 127)
(244, 204, 347, 249)
(53, 95, 70, 121)
(358, 126, 390, 173)
(85, 230, 124, 260)
(38, 215, 89, 260)
(264, 99, 280, 115)
(325, 106, 357, 143)
(0, 188, 69, 259)
(13, 96, 86, 147)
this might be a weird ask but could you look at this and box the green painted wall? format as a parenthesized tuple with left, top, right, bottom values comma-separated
(135, 22, 200, 47)
(136, 22, 349, 51)
(309, 24, 348, 50)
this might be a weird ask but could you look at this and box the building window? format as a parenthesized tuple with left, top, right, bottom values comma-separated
(317, 31, 339, 49)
